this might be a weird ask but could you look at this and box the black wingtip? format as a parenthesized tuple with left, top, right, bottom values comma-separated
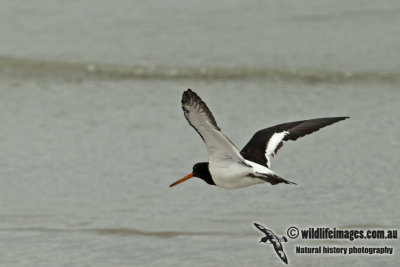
(335, 116, 350, 122)
(276, 176, 297, 185)
(181, 89, 191, 106)
(253, 222, 265, 231)
(181, 88, 221, 131)
(184, 88, 194, 95)
(182, 89, 191, 102)
(322, 116, 350, 122)
(182, 88, 197, 104)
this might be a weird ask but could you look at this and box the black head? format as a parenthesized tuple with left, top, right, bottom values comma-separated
(192, 162, 215, 185)
(169, 162, 215, 187)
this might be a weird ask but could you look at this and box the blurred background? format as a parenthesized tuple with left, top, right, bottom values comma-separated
(0, 1, 399, 266)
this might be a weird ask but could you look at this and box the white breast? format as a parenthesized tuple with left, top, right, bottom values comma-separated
(209, 160, 267, 189)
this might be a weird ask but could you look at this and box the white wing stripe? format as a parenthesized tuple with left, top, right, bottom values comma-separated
(265, 131, 289, 167)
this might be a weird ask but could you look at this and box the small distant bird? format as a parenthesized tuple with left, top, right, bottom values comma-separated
(253, 222, 289, 264)
(169, 89, 348, 189)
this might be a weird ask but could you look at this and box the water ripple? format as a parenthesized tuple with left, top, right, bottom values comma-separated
(0, 227, 254, 238)
(1, 56, 399, 83)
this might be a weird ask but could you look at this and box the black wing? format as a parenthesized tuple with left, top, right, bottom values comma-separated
(241, 117, 349, 168)
(253, 223, 275, 237)
(273, 244, 288, 264)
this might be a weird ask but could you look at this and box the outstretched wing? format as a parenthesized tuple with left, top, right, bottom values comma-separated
(181, 89, 246, 165)
(253, 222, 268, 234)
(253, 222, 274, 236)
(273, 244, 288, 264)
(240, 117, 349, 168)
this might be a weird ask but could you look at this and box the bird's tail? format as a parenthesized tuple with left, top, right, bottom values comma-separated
(258, 173, 296, 185)
(278, 175, 297, 185)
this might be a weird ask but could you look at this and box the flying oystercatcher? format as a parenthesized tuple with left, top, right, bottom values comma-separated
(169, 89, 348, 189)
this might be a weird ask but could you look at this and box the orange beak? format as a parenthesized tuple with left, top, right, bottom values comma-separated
(169, 172, 194, 187)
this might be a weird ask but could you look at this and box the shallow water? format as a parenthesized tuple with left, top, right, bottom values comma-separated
(0, 1, 399, 266)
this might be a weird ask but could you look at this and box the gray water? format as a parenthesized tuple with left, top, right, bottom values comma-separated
(0, 1, 399, 266)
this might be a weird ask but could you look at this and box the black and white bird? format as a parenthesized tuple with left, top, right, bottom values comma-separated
(169, 89, 348, 189)
(253, 222, 289, 264)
